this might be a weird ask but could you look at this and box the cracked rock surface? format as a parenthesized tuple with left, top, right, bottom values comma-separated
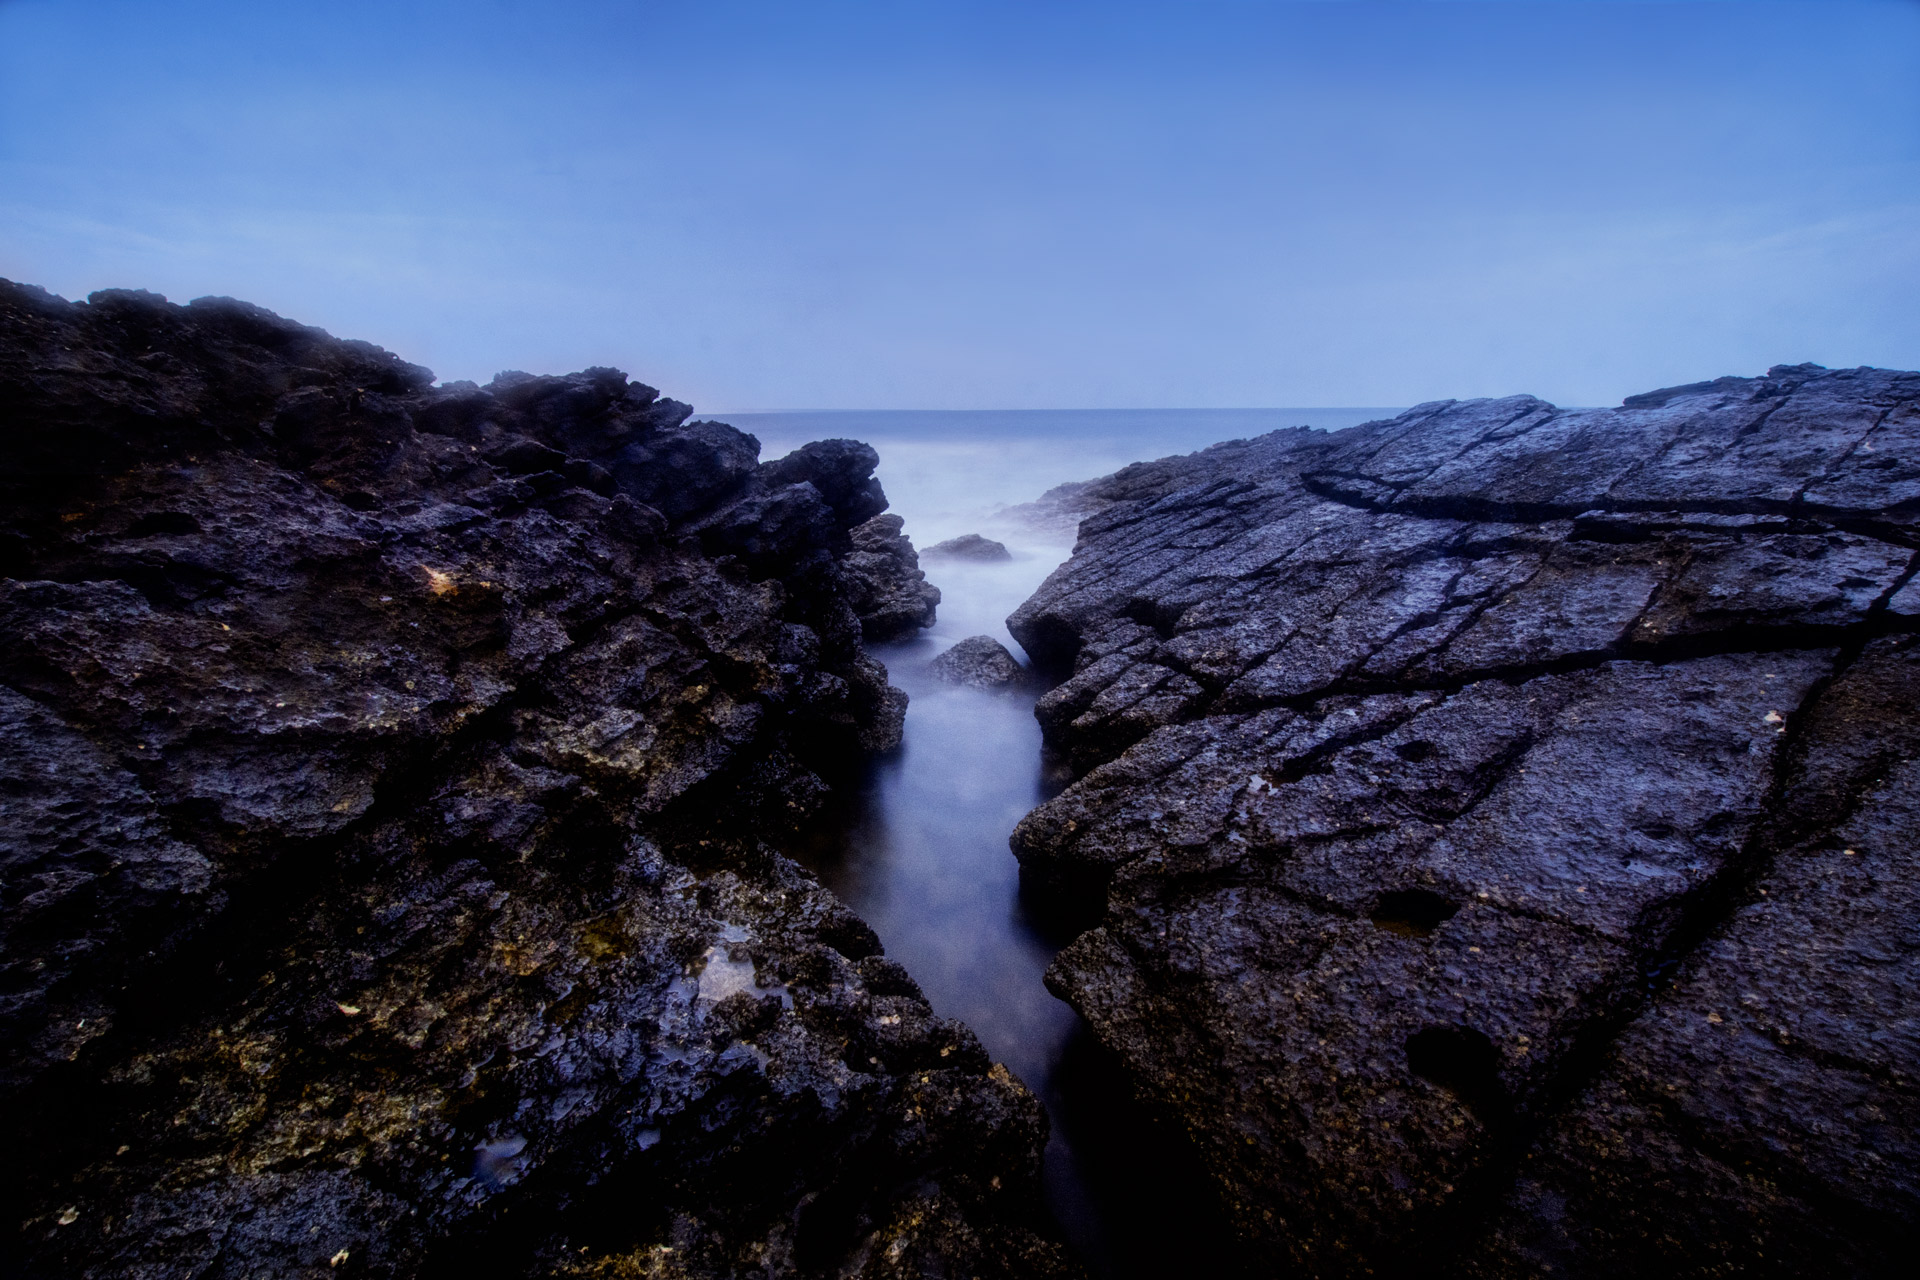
(1009, 365, 1920, 1277)
(0, 280, 1072, 1280)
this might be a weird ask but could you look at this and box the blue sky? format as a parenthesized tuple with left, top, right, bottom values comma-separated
(2, 0, 1916, 409)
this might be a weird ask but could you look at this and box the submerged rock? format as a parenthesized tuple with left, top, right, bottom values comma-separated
(928, 635, 1030, 690)
(1008, 365, 1920, 1276)
(0, 280, 1075, 1280)
(925, 532, 1013, 561)
(844, 512, 942, 641)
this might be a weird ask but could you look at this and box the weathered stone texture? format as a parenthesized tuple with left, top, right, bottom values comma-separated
(1010, 365, 1920, 1276)
(0, 280, 1069, 1280)
(843, 513, 941, 642)
(928, 635, 1029, 690)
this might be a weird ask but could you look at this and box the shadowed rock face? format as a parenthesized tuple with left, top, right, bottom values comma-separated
(0, 281, 1074, 1280)
(1008, 365, 1920, 1277)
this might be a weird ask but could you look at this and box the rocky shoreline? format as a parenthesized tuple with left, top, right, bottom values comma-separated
(10, 276, 1915, 1279)
(0, 281, 1076, 1279)
(1009, 366, 1920, 1276)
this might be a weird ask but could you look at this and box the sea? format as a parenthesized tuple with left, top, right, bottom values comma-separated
(723, 409, 1400, 1278)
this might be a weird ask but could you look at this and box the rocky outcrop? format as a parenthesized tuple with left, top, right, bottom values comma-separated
(998, 479, 1112, 541)
(927, 635, 1029, 690)
(843, 513, 940, 642)
(924, 534, 1012, 562)
(1008, 365, 1920, 1276)
(0, 281, 1074, 1280)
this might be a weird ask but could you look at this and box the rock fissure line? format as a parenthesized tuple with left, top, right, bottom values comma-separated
(1793, 405, 1893, 502)
(1200, 629, 1877, 721)
(1301, 470, 1920, 549)
(1433, 640, 1852, 1265)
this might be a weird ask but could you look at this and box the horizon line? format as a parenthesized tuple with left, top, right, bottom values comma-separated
(705, 405, 1413, 416)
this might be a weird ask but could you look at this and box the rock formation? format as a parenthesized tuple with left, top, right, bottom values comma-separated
(1008, 365, 1920, 1277)
(927, 635, 1029, 690)
(0, 280, 1073, 1279)
(997, 480, 1113, 542)
(842, 513, 941, 641)
(923, 533, 1013, 562)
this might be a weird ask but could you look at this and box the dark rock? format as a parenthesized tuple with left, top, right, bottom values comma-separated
(0, 280, 1076, 1280)
(925, 532, 1013, 561)
(1007, 365, 1920, 1277)
(928, 635, 1030, 690)
(760, 438, 891, 529)
(843, 513, 941, 642)
(1463, 635, 1920, 1278)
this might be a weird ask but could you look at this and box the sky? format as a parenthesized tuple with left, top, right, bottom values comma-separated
(1, 0, 1916, 410)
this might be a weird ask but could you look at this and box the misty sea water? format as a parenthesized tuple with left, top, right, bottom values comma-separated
(728, 409, 1396, 1277)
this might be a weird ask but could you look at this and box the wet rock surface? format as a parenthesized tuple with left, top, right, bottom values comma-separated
(843, 513, 941, 642)
(927, 635, 1030, 691)
(924, 533, 1012, 563)
(0, 280, 1073, 1280)
(1008, 365, 1920, 1276)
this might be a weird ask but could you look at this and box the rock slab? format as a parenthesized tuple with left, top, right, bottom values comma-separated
(0, 280, 1073, 1280)
(1009, 365, 1920, 1277)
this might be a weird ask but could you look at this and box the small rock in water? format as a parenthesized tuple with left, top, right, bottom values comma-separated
(928, 636, 1028, 689)
(923, 533, 1012, 562)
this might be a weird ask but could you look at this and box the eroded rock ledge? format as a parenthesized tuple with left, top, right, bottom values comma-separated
(1009, 367, 1920, 1277)
(0, 281, 1075, 1279)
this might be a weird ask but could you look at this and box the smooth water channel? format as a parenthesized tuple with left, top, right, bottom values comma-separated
(733, 409, 1395, 1275)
